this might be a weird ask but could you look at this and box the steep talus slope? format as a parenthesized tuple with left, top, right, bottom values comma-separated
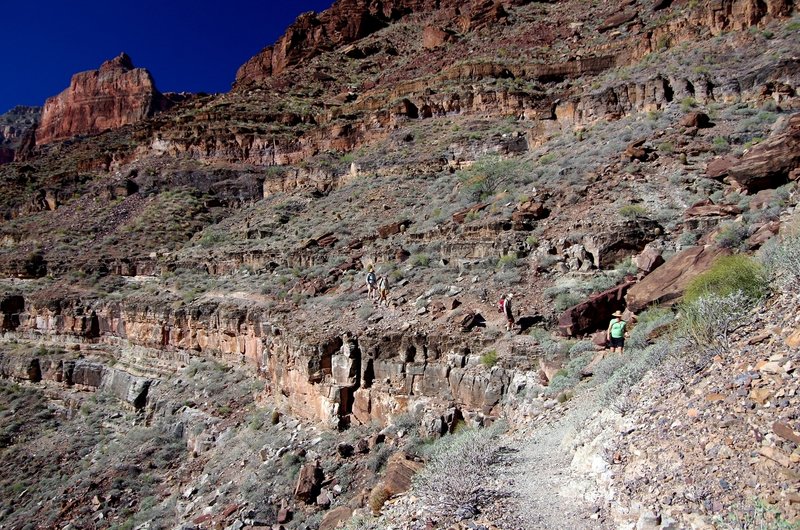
(0, 0, 798, 528)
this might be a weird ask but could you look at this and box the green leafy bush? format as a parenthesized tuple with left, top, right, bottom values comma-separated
(554, 292, 583, 312)
(496, 252, 518, 269)
(480, 350, 498, 368)
(683, 255, 767, 303)
(626, 307, 674, 350)
(619, 204, 648, 219)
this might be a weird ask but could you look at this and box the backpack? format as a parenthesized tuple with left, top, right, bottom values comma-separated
(367, 272, 376, 285)
(497, 299, 505, 313)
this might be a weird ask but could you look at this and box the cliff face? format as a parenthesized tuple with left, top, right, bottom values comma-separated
(0, 105, 40, 163)
(35, 53, 167, 145)
(0, 294, 510, 430)
(234, 0, 530, 86)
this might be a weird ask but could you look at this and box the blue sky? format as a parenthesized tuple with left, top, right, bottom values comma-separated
(0, 0, 334, 113)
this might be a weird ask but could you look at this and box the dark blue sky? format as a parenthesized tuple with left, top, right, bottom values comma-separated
(1, 0, 334, 114)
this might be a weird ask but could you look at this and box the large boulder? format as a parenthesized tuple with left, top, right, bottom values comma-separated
(583, 219, 663, 269)
(557, 280, 636, 337)
(36, 53, 170, 145)
(625, 245, 730, 312)
(294, 461, 324, 504)
(705, 155, 739, 180)
(728, 113, 800, 192)
(684, 200, 742, 218)
(382, 452, 423, 496)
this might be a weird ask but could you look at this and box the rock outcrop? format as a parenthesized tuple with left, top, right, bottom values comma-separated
(235, 0, 532, 86)
(0, 295, 514, 428)
(557, 280, 636, 337)
(728, 113, 800, 191)
(36, 53, 169, 145)
(0, 105, 40, 163)
(625, 245, 731, 312)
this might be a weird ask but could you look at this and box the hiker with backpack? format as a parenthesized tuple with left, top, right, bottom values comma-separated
(498, 293, 515, 331)
(607, 310, 628, 354)
(366, 266, 377, 300)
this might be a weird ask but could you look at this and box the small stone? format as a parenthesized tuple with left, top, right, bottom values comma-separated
(760, 446, 792, 468)
(636, 509, 661, 529)
(277, 508, 292, 524)
(773, 422, 800, 444)
(786, 328, 800, 348)
(758, 361, 783, 374)
(337, 443, 354, 458)
(749, 388, 772, 405)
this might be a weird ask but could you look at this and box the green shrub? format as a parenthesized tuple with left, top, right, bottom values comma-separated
(715, 222, 748, 249)
(714, 497, 800, 530)
(626, 307, 674, 350)
(545, 356, 588, 395)
(456, 156, 532, 201)
(554, 292, 583, 312)
(683, 254, 767, 303)
(411, 253, 430, 267)
(760, 224, 800, 289)
(480, 350, 498, 368)
(496, 252, 518, 269)
(712, 136, 731, 153)
(678, 231, 699, 246)
(619, 204, 648, 219)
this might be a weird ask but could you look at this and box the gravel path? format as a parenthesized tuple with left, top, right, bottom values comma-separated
(492, 393, 611, 530)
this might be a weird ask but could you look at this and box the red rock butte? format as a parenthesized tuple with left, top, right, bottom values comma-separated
(35, 53, 168, 145)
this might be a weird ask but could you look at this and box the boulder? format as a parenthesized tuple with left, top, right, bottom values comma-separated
(705, 155, 739, 180)
(36, 53, 170, 144)
(512, 201, 550, 229)
(625, 139, 651, 161)
(633, 247, 665, 275)
(422, 26, 455, 49)
(452, 203, 489, 224)
(294, 461, 324, 504)
(680, 111, 712, 128)
(320, 506, 353, 530)
(383, 452, 423, 496)
(625, 245, 730, 312)
(749, 189, 777, 210)
(598, 10, 637, 32)
(377, 220, 411, 238)
(557, 280, 636, 337)
(746, 221, 780, 249)
(583, 219, 663, 269)
(728, 113, 800, 192)
(684, 200, 742, 218)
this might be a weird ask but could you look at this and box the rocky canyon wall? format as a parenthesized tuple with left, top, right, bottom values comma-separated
(36, 53, 169, 145)
(0, 295, 518, 429)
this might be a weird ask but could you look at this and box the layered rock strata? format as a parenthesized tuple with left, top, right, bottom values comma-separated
(36, 53, 169, 145)
(0, 295, 515, 428)
(235, 0, 533, 86)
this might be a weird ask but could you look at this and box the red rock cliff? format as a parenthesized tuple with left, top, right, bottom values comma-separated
(36, 53, 167, 145)
(234, 0, 530, 86)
